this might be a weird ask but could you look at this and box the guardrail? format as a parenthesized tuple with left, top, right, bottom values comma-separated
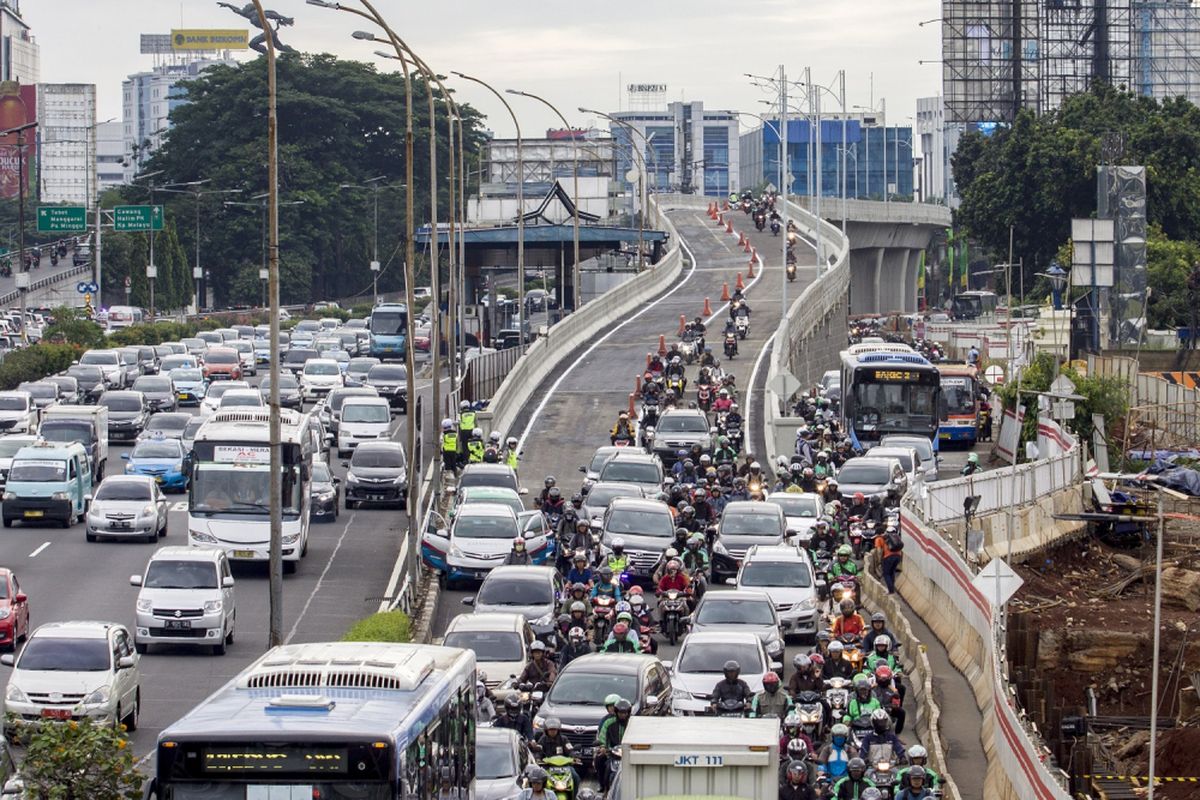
(914, 446, 1081, 524)
(0, 263, 93, 307)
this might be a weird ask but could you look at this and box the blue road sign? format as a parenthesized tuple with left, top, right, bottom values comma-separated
(76, 282, 89, 294)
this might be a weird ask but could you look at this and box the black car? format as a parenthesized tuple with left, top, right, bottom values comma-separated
(99, 390, 149, 441)
(259, 374, 303, 410)
(44, 375, 82, 405)
(66, 365, 106, 402)
(343, 441, 407, 508)
(309, 460, 341, 522)
(282, 348, 319, 376)
(131, 375, 177, 413)
(364, 364, 408, 414)
(16, 381, 59, 415)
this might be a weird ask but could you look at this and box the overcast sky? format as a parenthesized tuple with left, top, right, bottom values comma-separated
(25, 0, 943, 136)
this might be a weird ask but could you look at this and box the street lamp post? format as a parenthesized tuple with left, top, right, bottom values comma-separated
(580, 107, 649, 270)
(260, 267, 269, 307)
(338, 176, 389, 305)
(193, 266, 203, 311)
(146, 264, 157, 317)
(728, 107, 790, 315)
(1, 122, 37, 343)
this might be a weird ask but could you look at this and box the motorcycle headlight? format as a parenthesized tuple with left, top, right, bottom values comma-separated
(136, 597, 152, 613)
(203, 599, 223, 613)
(83, 686, 110, 705)
(5, 684, 27, 704)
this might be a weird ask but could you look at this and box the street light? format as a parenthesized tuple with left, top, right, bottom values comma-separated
(579, 107, 649, 270)
(224, 194, 304, 304)
(853, 100, 888, 203)
(338, 176, 392, 305)
(259, 267, 269, 307)
(130, 169, 164, 317)
(1042, 262, 1069, 311)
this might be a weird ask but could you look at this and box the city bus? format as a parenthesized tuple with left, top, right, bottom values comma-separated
(950, 290, 998, 321)
(187, 409, 313, 574)
(369, 302, 409, 360)
(840, 348, 942, 451)
(937, 363, 980, 446)
(152, 642, 477, 800)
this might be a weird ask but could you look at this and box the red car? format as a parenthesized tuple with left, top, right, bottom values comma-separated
(0, 568, 29, 649)
(202, 347, 243, 381)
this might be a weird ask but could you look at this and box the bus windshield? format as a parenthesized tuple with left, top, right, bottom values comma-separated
(941, 377, 976, 415)
(191, 463, 300, 516)
(852, 381, 938, 430)
(370, 311, 407, 336)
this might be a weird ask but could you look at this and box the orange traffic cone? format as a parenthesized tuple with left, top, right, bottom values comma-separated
(645, 352, 652, 368)
(735, 272, 745, 291)
(725, 219, 733, 234)
(720, 282, 731, 301)
(635, 375, 642, 393)
(628, 393, 636, 417)
(737, 232, 745, 247)
(660, 333, 669, 354)
(714, 213, 723, 226)
(747, 252, 757, 278)
(743, 237, 752, 253)
(703, 297, 713, 317)
(677, 315, 685, 336)
(723, 200, 730, 211)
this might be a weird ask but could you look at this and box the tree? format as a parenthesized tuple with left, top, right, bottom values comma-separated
(14, 717, 144, 799)
(1145, 224, 1200, 329)
(41, 306, 105, 348)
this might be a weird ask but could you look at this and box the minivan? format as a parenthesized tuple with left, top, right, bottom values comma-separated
(336, 397, 392, 456)
(2, 441, 93, 528)
(130, 546, 236, 655)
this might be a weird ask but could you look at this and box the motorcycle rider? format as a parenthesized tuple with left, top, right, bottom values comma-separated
(727, 477, 751, 503)
(567, 521, 594, 563)
(713, 435, 738, 466)
(656, 558, 691, 595)
(779, 757, 818, 800)
(504, 436, 520, 470)
(610, 411, 635, 446)
(710, 660, 754, 714)
(518, 766, 554, 800)
(844, 675, 883, 723)
(961, 451, 982, 476)
(896, 745, 941, 791)
(494, 694, 533, 739)
(895, 768, 935, 800)
(590, 567, 623, 602)
(723, 402, 744, 435)
(503, 537, 531, 566)
(829, 545, 861, 581)
(863, 612, 896, 652)
(664, 355, 686, 382)
(600, 619, 641, 653)
(809, 521, 839, 557)
(822, 641, 857, 680)
(865, 635, 902, 674)
(566, 551, 594, 587)
(483, 431, 503, 463)
(519, 640, 558, 687)
(653, 543, 684, 583)
(541, 487, 566, 519)
(595, 698, 632, 793)
(848, 492, 869, 519)
(750, 671, 793, 720)
(682, 534, 710, 577)
(832, 599, 866, 639)
(466, 427, 486, 463)
(831, 757, 876, 799)
(605, 537, 631, 576)
(817, 723, 859, 783)
(788, 654, 824, 696)
(859, 709, 906, 762)
(873, 664, 906, 735)
(457, 400, 477, 454)
(712, 388, 734, 414)
(559, 624, 592, 667)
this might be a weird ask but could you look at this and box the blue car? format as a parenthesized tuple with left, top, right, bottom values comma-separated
(123, 437, 189, 492)
(253, 338, 272, 364)
(169, 367, 207, 406)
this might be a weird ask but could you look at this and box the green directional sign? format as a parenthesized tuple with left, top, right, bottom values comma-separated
(113, 205, 165, 232)
(37, 206, 88, 233)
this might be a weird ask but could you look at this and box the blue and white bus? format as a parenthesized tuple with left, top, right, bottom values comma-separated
(369, 302, 409, 360)
(840, 346, 942, 451)
(152, 642, 477, 800)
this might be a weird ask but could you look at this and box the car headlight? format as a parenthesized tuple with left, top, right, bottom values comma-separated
(172, 461, 184, 473)
(712, 540, 729, 556)
(282, 533, 300, 545)
(51, 492, 69, 501)
(190, 530, 218, 544)
(203, 599, 223, 613)
(2, 493, 13, 502)
(345, 473, 359, 485)
(393, 473, 406, 485)
(0, 608, 10, 620)
(141, 505, 156, 518)
(315, 490, 335, 502)
(532, 612, 554, 627)
(448, 544, 464, 559)
(5, 684, 27, 703)
(136, 597, 153, 612)
(795, 597, 817, 612)
(83, 686, 110, 706)
(766, 637, 784, 656)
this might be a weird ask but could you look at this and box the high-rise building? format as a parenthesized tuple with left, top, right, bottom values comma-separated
(95, 120, 126, 195)
(608, 101, 740, 198)
(0, 1, 39, 85)
(37, 83, 97, 205)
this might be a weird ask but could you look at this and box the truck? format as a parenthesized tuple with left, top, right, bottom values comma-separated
(37, 404, 109, 480)
(613, 717, 780, 800)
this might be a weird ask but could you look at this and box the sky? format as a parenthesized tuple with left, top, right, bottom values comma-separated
(24, 0, 943, 137)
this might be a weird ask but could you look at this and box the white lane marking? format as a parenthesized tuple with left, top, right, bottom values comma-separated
(284, 512, 356, 645)
(746, 331, 775, 460)
(170, 500, 188, 513)
(705, 224, 767, 326)
(28, 541, 50, 558)
(377, 534, 411, 614)
(515, 210, 700, 452)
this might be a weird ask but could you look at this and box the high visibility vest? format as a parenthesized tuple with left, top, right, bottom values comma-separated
(441, 431, 459, 453)
(505, 449, 519, 469)
(467, 440, 485, 463)
(459, 410, 477, 431)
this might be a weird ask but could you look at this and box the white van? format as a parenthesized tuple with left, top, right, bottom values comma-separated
(130, 546, 236, 655)
(106, 305, 144, 330)
(336, 396, 392, 457)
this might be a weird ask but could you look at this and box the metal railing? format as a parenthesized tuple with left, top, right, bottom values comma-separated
(461, 347, 521, 402)
(915, 447, 1082, 524)
(0, 263, 93, 307)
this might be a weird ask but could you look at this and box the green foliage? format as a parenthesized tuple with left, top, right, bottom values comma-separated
(1145, 224, 1200, 329)
(41, 306, 106, 348)
(106, 321, 198, 347)
(349, 303, 374, 318)
(98, 217, 193, 313)
(342, 610, 411, 643)
(10, 716, 143, 799)
(0, 343, 81, 390)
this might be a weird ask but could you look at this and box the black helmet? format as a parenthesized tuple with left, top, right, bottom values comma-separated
(722, 660, 741, 677)
(527, 766, 548, 785)
(870, 708, 891, 734)
(848, 757, 867, 776)
(544, 476, 556, 488)
(548, 487, 561, 499)
(504, 695, 520, 711)
(599, 566, 614, 580)
(615, 699, 632, 715)
(577, 791, 599, 800)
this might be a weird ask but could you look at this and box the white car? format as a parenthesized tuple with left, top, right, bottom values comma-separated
(0, 435, 36, 487)
(336, 396, 392, 456)
(764, 492, 824, 545)
(78, 349, 126, 389)
(0, 392, 36, 434)
(1, 621, 141, 734)
(217, 388, 266, 412)
(85, 475, 169, 543)
(441, 612, 532, 692)
(734, 545, 822, 640)
(130, 546, 236, 655)
(300, 358, 344, 401)
(230, 340, 257, 377)
(667, 630, 772, 714)
(199, 381, 251, 416)
(879, 434, 939, 483)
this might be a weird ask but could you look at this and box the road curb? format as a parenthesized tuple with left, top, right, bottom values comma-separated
(407, 567, 440, 644)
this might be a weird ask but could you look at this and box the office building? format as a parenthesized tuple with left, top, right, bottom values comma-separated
(37, 83, 96, 205)
(95, 120, 126, 195)
(0, 0, 38, 84)
(608, 101, 739, 198)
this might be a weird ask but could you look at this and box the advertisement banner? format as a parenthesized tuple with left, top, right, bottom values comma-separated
(0, 82, 36, 200)
(171, 29, 249, 50)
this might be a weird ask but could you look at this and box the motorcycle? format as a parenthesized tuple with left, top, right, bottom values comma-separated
(696, 383, 713, 412)
(637, 621, 657, 655)
(839, 633, 866, 674)
(723, 333, 737, 359)
(679, 336, 697, 365)
(786, 262, 796, 282)
(770, 219, 781, 236)
(848, 522, 869, 559)
(591, 594, 616, 643)
(713, 697, 746, 718)
(828, 577, 858, 612)
(741, 199, 751, 214)
(49, 252, 58, 267)
(823, 677, 851, 722)
(658, 589, 689, 646)
(754, 212, 766, 232)
(794, 691, 826, 743)
(746, 476, 765, 501)
(641, 426, 656, 454)
(867, 757, 899, 799)
(734, 313, 749, 340)
(542, 754, 577, 800)
(666, 375, 686, 395)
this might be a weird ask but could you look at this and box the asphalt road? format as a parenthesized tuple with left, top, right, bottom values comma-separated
(0, 366, 451, 765)
(0, 244, 91, 308)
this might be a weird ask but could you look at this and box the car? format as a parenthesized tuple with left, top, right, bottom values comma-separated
(492, 329, 524, 351)
(455, 463, 524, 496)
(44, 374, 82, 405)
(651, 408, 713, 465)
(126, 345, 158, 376)
(251, 337, 272, 365)
(16, 382, 58, 415)
(85, 475, 169, 542)
(259, 374, 303, 410)
(879, 434, 939, 483)
(0, 568, 30, 651)
(161, 356, 200, 374)
(689, 589, 786, 663)
(733, 545, 822, 640)
(169, 367, 206, 406)
(201, 346, 242, 382)
(533, 653, 672, 759)
(345, 356, 381, 386)
(836, 456, 907, 503)
(324, 386, 380, 434)
(343, 440, 407, 508)
(581, 481, 643, 527)
(667, 630, 773, 713)
(337, 396, 392, 456)
(217, 388, 266, 412)
(600, 497, 675, 578)
(130, 546, 235, 655)
(131, 375, 177, 413)
(65, 365, 106, 403)
(0, 392, 36, 434)
(866, 445, 922, 487)
(230, 340, 257, 376)
(442, 612, 533, 693)
(465, 566, 562, 641)
(765, 492, 824, 545)
(711, 501, 789, 582)
(579, 445, 623, 491)
(820, 369, 840, 393)
(0, 435, 36, 488)
(596, 450, 664, 496)
(78, 349, 125, 388)
(0, 621, 141, 734)
(123, 437, 189, 492)
(200, 380, 251, 416)
(197, 331, 223, 348)
(99, 390, 148, 441)
(180, 337, 206, 357)
(364, 363, 408, 413)
(475, 728, 536, 800)
(300, 358, 344, 401)
(181, 417, 204, 454)
(450, 486, 524, 520)
(423, 503, 525, 584)
(116, 349, 142, 386)
(137, 411, 191, 442)
(309, 460, 341, 522)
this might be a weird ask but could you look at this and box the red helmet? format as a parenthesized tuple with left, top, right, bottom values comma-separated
(629, 585, 644, 596)
(613, 622, 630, 637)
(854, 492, 866, 504)
(874, 665, 893, 684)
(809, 653, 825, 667)
(763, 671, 780, 686)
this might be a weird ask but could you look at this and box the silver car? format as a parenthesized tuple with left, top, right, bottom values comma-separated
(688, 589, 786, 662)
(476, 728, 535, 800)
(879, 434, 939, 482)
(734, 545, 823, 640)
(85, 475, 169, 543)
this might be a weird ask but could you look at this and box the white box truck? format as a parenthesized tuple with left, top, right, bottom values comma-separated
(614, 717, 779, 800)
(38, 404, 109, 480)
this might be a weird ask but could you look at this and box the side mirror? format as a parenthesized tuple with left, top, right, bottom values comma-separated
(815, 579, 827, 590)
(578, 465, 586, 473)
(14, 593, 27, 604)
(461, 596, 475, 607)
(84, 494, 93, 504)
(0, 654, 13, 667)
(341, 461, 350, 469)
(660, 660, 673, 670)
(117, 655, 136, 670)
(518, 487, 529, 496)
(332, 477, 341, 485)
(222, 576, 235, 588)
(723, 578, 737, 586)
(129, 575, 142, 587)
(785, 528, 797, 537)
(121, 453, 129, 460)
(643, 694, 659, 707)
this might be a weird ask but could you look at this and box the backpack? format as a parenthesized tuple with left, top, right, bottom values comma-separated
(885, 530, 904, 552)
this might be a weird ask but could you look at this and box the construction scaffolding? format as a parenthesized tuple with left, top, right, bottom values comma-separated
(942, 0, 1042, 122)
(1132, 1, 1200, 102)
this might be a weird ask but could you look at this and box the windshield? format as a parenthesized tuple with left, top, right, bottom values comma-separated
(17, 638, 110, 671)
(261, 375, 299, 391)
(0, 396, 25, 410)
(342, 404, 389, 424)
(678, 642, 763, 674)
(305, 362, 340, 376)
(696, 597, 775, 626)
(838, 463, 891, 485)
(882, 437, 934, 461)
(170, 369, 203, 382)
(455, 514, 518, 539)
(941, 377, 976, 416)
(870, 450, 913, 472)
(443, 631, 523, 662)
(67, 366, 102, 382)
(191, 463, 301, 517)
(351, 448, 405, 469)
(721, 512, 783, 536)
(284, 349, 317, 364)
(205, 384, 242, 400)
(851, 382, 938, 432)
(331, 392, 373, 412)
(80, 352, 117, 365)
(132, 442, 181, 459)
(370, 310, 407, 335)
(767, 496, 819, 517)
(657, 415, 708, 433)
(585, 486, 640, 510)
(312, 462, 332, 483)
(606, 508, 671, 537)
(600, 462, 660, 484)
(39, 422, 90, 444)
(548, 672, 638, 706)
(588, 451, 617, 473)
(144, 560, 218, 589)
(95, 480, 152, 501)
(478, 578, 553, 606)
(220, 394, 263, 408)
(101, 395, 142, 412)
(9, 460, 66, 482)
(367, 366, 406, 382)
(19, 384, 55, 399)
(349, 359, 379, 373)
(741, 561, 813, 588)
(205, 351, 236, 364)
(476, 738, 518, 780)
(133, 378, 171, 393)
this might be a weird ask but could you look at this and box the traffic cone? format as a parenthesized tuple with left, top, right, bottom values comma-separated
(725, 219, 733, 234)
(721, 282, 731, 301)
(714, 213, 723, 226)
(703, 297, 713, 317)
(737, 231, 746, 247)
(646, 352, 652, 368)
(628, 393, 636, 417)
(723, 200, 730, 211)
(635, 375, 642, 394)
(709, 207, 718, 220)
(735, 272, 745, 291)
(660, 333, 669, 354)
(743, 237, 752, 253)
(747, 252, 757, 278)
(677, 315, 685, 336)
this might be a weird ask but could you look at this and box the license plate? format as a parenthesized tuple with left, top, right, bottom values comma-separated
(370, 494, 384, 501)
(177, 393, 188, 400)
(164, 620, 191, 630)
(23, 510, 43, 518)
(41, 709, 70, 720)
(112, 521, 131, 529)
(233, 550, 256, 559)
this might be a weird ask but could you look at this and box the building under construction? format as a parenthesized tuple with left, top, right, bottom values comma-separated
(942, 0, 1200, 123)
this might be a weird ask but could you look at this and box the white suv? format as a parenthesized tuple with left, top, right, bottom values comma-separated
(130, 546, 236, 655)
(300, 358, 344, 401)
(0, 392, 36, 434)
(336, 396, 392, 456)
(78, 349, 126, 389)
(734, 545, 823, 641)
(1, 621, 141, 735)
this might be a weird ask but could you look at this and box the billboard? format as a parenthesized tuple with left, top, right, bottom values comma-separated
(171, 29, 249, 50)
(0, 82, 37, 200)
